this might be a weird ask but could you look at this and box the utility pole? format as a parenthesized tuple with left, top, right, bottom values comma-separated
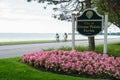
(85, 0, 95, 51)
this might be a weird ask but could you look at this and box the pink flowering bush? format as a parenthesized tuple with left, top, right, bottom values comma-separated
(22, 50, 120, 79)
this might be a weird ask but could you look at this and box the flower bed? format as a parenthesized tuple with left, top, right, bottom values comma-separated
(22, 50, 120, 79)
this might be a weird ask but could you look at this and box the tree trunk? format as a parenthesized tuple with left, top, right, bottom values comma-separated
(85, 0, 95, 51)
(88, 37, 95, 51)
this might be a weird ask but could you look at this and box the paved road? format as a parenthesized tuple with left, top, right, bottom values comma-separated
(0, 38, 120, 59)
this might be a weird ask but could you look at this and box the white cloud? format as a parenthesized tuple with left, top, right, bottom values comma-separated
(0, 0, 72, 33)
(0, 18, 72, 33)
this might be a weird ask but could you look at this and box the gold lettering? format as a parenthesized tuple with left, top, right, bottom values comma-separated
(84, 22, 95, 25)
(84, 22, 90, 25)
(91, 22, 94, 25)
(84, 29, 94, 32)
(90, 26, 101, 28)
(78, 26, 89, 28)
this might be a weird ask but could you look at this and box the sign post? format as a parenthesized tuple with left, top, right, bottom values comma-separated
(77, 8, 103, 36)
(103, 13, 108, 54)
(72, 13, 76, 50)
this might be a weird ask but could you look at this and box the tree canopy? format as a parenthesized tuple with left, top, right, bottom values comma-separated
(96, 0, 120, 28)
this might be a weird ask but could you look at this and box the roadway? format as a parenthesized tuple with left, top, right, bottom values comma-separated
(0, 38, 120, 59)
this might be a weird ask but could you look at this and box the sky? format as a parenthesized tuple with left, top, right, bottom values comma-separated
(0, 0, 120, 33)
(0, 0, 72, 33)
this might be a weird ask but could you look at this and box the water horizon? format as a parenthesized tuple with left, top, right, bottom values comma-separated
(0, 33, 120, 42)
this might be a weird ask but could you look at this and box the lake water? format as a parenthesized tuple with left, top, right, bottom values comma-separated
(0, 33, 120, 42)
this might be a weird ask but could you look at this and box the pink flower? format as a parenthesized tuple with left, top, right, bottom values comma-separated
(22, 50, 120, 79)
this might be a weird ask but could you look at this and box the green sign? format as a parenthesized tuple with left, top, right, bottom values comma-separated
(77, 8, 103, 36)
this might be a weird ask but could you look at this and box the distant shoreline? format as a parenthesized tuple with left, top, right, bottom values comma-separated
(0, 33, 120, 42)
(0, 37, 120, 46)
(0, 40, 56, 46)
(0, 39, 88, 46)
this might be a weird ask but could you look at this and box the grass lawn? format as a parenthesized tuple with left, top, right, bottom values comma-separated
(0, 57, 108, 80)
(0, 43, 120, 80)
(95, 43, 120, 57)
(56, 42, 120, 57)
(0, 40, 55, 45)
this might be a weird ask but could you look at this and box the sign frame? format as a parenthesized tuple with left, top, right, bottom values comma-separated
(76, 8, 104, 37)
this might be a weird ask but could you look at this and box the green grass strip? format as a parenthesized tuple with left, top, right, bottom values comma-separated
(0, 39, 92, 45)
(0, 57, 108, 80)
(44, 43, 120, 57)
(0, 40, 55, 45)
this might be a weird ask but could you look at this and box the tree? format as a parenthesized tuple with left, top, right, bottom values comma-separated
(26, 0, 96, 51)
(85, 0, 95, 51)
(26, 0, 85, 21)
(96, 0, 120, 28)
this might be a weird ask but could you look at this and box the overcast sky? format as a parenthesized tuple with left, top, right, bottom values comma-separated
(0, 0, 72, 33)
(0, 0, 120, 33)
